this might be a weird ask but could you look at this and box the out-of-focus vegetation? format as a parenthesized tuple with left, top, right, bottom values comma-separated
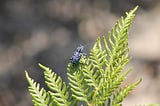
(0, 0, 160, 106)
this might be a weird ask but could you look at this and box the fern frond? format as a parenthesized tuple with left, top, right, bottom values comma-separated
(82, 62, 101, 90)
(104, 6, 138, 70)
(83, 37, 107, 89)
(112, 78, 142, 106)
(38, 63, 70, 106)
(103, 6, 138, 78)
(90, 6, 139, 104)
(106, 68, 132, 97)
(106, 5, 137, 88)
(89, 37, 108, 71)
(25, 71, 49, 106)
(67, 63, 90, 105)
(80, 37, 109, 105)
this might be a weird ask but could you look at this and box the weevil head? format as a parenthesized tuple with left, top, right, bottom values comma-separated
(76, 45, 84, 53)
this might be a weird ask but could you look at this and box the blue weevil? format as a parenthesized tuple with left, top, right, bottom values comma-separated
(70, 45, 86, 65)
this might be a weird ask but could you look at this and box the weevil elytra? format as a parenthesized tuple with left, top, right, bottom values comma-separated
(70, 45, 86, 65)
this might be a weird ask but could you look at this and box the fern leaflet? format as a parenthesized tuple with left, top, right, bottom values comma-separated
(25, 71, 50, 106)
(38, 63, 70, 106)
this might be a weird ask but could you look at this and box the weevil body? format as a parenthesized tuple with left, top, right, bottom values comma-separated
(70, 45, 86, 65)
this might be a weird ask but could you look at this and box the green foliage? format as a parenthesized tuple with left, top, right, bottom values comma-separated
(25, 71, 50, 106)
(38, 63, 71, 106)
(25, 6, 142, 106)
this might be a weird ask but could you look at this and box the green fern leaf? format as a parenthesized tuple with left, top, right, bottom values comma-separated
(103, 6, 138, 79)
(38, 63, 70, 106)
(82, 37, 107, 89)
(105, 5, 137, 92)
(25, 71, 50, 106)
(88, 6, 139, 104)
(67, 63, 90, 105)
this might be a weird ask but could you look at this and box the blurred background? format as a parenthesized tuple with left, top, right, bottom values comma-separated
(0, 0, 160, 106)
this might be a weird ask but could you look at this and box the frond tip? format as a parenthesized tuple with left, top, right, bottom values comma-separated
(25, 71, 49, 106)
(38, 63, 71, 106)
